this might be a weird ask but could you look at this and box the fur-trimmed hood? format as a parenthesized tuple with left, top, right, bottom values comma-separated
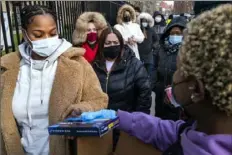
(160, 16, 187, 42)
(137, 12, 154, 27)
(117, 4, 136, 24)
(153, 11, 166, 26)
(72, 12, 107, 46)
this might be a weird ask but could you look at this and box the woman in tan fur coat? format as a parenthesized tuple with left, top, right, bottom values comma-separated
(72, 12, 107, 63)
(0, 5, 108, 155)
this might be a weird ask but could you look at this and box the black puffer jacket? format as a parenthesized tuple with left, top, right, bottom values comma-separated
(93, 46, 152, 114)
(138, 27, 159, 64)
(153, 17, 187, 119)
(137, 12, 159, 64)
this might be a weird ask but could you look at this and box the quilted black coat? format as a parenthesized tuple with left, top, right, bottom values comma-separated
(93, 46, 152, 114)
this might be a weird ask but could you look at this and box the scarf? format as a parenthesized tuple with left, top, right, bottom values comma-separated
(163, 39, 181, 55)
(82, 42, 99, 63)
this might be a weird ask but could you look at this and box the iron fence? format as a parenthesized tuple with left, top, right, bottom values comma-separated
(0, 1, 127, 55)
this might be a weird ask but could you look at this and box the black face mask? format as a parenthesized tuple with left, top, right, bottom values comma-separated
(123, 16, 131, 22)
(103, 45, 121, 59)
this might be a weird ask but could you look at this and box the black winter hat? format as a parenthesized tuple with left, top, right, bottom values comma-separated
(160, 16, 187, 42)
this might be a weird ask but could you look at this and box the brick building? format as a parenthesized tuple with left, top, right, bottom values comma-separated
(174, 1, 193, 14)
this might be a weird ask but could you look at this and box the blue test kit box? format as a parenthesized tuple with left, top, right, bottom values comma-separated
(48, 117, 119, 137)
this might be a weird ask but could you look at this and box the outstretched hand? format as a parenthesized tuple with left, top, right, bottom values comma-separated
(61, 105, 83, 140)
(61, 109, 117, 140)
(128, 37, 136, 45)
(61, 105, 82, 120)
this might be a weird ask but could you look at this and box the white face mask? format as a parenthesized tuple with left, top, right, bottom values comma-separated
(142, 22, 148, 27)
(155, 16, 162, 23)
(23, 29, 62, 57)
(30, 36, 62, 57)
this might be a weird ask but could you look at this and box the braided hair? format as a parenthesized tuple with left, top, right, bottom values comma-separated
(20, 5, 57, 30)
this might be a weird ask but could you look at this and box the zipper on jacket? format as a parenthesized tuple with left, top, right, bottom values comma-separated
(94, 61, 112, 94)
(106, 72, 111, 94)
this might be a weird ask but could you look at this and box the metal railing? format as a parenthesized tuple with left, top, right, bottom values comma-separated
(0, 1, 127, 55)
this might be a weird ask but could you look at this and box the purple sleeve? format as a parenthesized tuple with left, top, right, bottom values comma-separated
(117, 110, 185, 151)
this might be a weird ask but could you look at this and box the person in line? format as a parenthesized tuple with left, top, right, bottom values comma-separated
(114, 4, 144, 60)
(137, 12, 159, 88)
(153, 16, 187, 120)
(0, 5, 108, 155)
(101, 4, 232, 154)
(93, 27, 151, 114)
(153, 11, 166, 38)
(93, 27, 152, 150)
(166, 14, 173, 25)
(72, 12, 107, 63)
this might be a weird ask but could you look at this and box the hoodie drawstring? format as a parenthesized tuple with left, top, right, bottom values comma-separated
(27, 59, 49, 129)
(27, 60, 33, 129)
(41, 60, 49, 105)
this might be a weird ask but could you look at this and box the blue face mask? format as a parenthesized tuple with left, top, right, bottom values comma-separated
(169, 35, 183, 45)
